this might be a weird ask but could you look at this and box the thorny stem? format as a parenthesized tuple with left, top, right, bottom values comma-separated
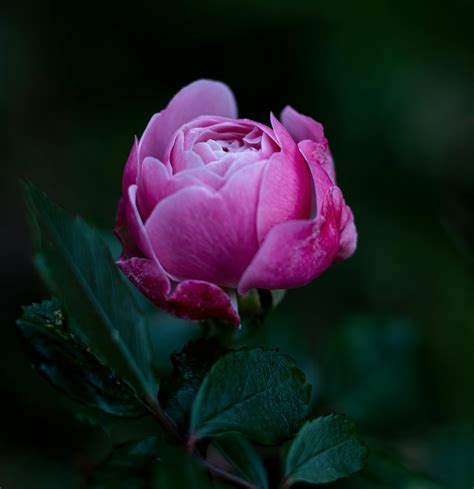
(146, 398, 260, 489)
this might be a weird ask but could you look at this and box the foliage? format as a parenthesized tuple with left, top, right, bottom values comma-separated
(284, 415, 367, 485)
(23, 182, 157, 405)
(17, 299, 148, 417)
(190, 348, 311, 444)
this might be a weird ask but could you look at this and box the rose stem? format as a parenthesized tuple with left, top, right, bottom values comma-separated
(146, 398, 260, 489)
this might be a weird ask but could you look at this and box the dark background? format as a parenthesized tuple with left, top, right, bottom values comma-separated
(1, 1, 473, 487)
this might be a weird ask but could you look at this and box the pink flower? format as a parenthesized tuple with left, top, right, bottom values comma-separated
(115, 80, 356, 326)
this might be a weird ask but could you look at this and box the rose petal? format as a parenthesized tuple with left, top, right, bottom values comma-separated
(114, 197, 141, 259)
(117, 257, 240, 325)
(121, 138, 139, 194)
(256, 118, 313, 243)
(125, 185, 159, 260)
(281, 106, 336, 182)
(298, 140, 334, 215)
(139, 80, 238, 163)
(334, 204, 357, 261)
(280, 105, 325, 143)
(238, 186, 344, 294)
(298, 140, 357, 258)
(115, 138, 140, 248)
(146, 162, 265, 288)
(137, 157, 199, 219)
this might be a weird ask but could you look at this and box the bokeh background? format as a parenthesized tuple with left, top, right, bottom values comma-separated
(2, 1, 473, 487)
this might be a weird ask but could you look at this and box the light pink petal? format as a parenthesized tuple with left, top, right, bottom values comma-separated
(224, 150, 264, 177)
(281, 106, 336, 181)
(298, 140, 334, 215)
(117, 257, 240, 325)
(193, 142, 219, 163)
(169, 131, 205, 172)
(178, 166, 225, 189)
(114, 139, 140, 253)
(298, 139, 357, 260)
(124, 185, 157, 260)
(238, 186, 344, 294)
(137, 157, 198, 219)
(256, 122, 312, 243)
(243, 127, 262, 145)
(270, 112, 298, 154)
(335, 205, 357, 261)
(139, 80, 238, 162)
(280, 105, 325, 144)
(145, 162, 265, 288)
(260, 132, 279, 157)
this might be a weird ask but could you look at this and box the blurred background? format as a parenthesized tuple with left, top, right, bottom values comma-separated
(1, 0, 473, 487)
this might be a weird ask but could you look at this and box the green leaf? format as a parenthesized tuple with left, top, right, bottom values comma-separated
(17, 299, 147, 418)
(212, 434, 268, 489)
(190, 348, 311, 444)
(284, 415, 368, 486)
(89, 437, 160, 489)
(22, 182, 156, 404)
(151, 443, 214, 488)
(159, 337, 227, 429)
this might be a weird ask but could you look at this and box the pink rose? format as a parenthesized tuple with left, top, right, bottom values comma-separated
(115, 80, 356, 326)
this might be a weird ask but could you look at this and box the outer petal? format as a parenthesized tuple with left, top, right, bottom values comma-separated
(298, 139, 357, 260)
(298, 140, 334, 215)
(145, 162, 265, 288)
(117, 257, 240, 325)
(121, 138, 139, 193)
(116, 138, 139, 223)
(139, 80, 238, 162)
(280, 105, 325, 143)
(334, 205, 357, 261)
(123, 185, 157, 260)
(281, 106, 336, 182)
(114, 139, 140, 256)
(256, 115, 312, 242)
(238, 186, 344, 294)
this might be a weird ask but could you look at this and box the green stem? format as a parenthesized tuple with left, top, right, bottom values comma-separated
(146, 397, 182, 445)
(147, 398, 260, 489)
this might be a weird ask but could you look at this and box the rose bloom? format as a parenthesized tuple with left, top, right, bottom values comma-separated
(115, 80, 356, 326)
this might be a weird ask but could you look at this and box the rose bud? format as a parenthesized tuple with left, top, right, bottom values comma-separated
(115, 80, 356, 326)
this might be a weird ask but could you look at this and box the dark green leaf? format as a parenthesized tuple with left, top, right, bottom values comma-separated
(23, 182, 156, 404)
(212, 434, 268, 489)
(89, 437, 160, 489)
(17, 299, 147, 418)
(151, 443, 214, 488)
(159, 337, 227, 429)
(190, 348, 311, 444)
(284, 415, 367, 485)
